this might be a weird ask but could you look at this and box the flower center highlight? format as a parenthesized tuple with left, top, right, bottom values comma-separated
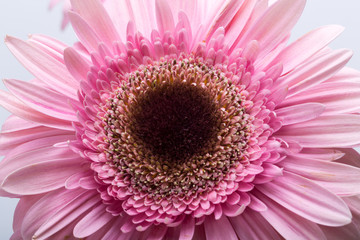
(99, 58, 254, 200)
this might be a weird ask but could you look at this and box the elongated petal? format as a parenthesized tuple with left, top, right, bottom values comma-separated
(2, 158, 85, 195)
(258, 171, 352, 226)
(258, 191, 327, 240)
(68, 11, 102, 53)
(35, 192, 100, 239)
(276, 103, 325, 125)
(64, 47, 91, 81)
(268, 25, 344, 73)
(276, 115, 360, 148)
(0, 90, 73, 130)
(71, 0, 121, 47)
(155, 0, 175, 35)
(204, 216, 238, 240)
(281, 82, 360, 114)
(5, 36, 77, 98)
(20, 188, 87, 239)
(73, 203, 113, 238)
(229, 210, 282, 240)
(287, 49, 352, 96)
(237, 0, 305, 57)
(4, 79, 77, 121)
(280, 156, 360, 196)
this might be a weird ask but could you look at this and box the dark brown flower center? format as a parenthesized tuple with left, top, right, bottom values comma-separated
(127, 80, 221, 162)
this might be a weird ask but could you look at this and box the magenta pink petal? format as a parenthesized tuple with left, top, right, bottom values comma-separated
(179, 215, 195, 240)
(204, 216, 238, 240)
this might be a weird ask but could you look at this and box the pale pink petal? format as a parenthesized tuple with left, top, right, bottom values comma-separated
(276, 115, 360, 148)
(280, 82, 360, 114)
(258, 192, 327, 239)
(0, 138, 75, 186)
(268, 25, 344, 73)
(258, 171, 352, 226)
(287, 49, 353, 96)
(236, 0, 306, 58)
(204, 216, 238, 240)
(67, 11, 102, 53)
(155, 0, 175, 35)
(280, 156, 360, 196)
(0, 90, 73, 130)
(70, 0, 121, 47)
(20, 188, 86, 239)
(73, 203, 114, 238)
(4, 79, 77, 121)
(64, 47, 91, 81)
(0, 125, 71, 154)
(5, 36, 77, 98)
(34, 192, 100, 239)
(275, 103, 325, 125)
(296, 148, 345, 161)
(2, 158, 85, 195)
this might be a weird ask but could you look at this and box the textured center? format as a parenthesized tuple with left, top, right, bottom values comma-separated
(128, 80, 221, 162)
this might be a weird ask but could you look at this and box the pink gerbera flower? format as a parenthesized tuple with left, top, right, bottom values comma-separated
(2, 0, 360, 239)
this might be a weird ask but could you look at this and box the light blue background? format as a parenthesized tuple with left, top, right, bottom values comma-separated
(0, 0, 359, 239)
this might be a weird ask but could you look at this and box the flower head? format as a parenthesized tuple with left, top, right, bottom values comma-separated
(2, 0, 360, 239)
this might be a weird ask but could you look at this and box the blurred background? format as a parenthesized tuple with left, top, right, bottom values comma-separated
(0, 0, 359, 238)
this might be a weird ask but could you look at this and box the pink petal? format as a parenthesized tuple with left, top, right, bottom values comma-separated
(70, 0, 121, 48)
(73, 203, 113, 238)
(268, 25, 344, 73)
(276, 114, 360, 148)
(0, 124, 71, 154)
(236, 0, 306, 58)
(4, 79, 77, 121)
(35, 192, 100, 239)
(258, 171, 352, 226)
(0, 90, 73, 131)
(0, 137, 75, 186)
(281, 82, 360, 115)
(2, 158, 84, 195)
(155, 0, 175, 35)
(276, 103, 325, 125)
(204, 216, 238, 240)
(229, 210, 282, 240)
(146, 224, 168, 240)
(64, 47, 91, 81)
(20, 188, 86, 239)
(296, 148, 345, 161)
(286, 49, 353, 96)
(5, 36, 77, 98)
(67, 11, 102, 53)
(280, 156, 360, 196)
(179, 216, 195, 240)
(258, 191, 327, 239)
